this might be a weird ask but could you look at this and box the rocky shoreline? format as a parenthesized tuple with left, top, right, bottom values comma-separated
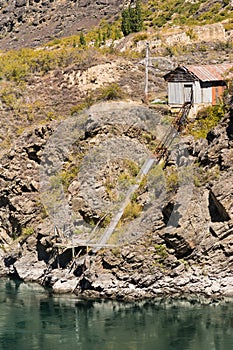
(1, 246, 233, 302)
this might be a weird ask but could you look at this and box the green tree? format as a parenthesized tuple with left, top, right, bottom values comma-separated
(121, 8, 131, 36)
(131, 0, 143, 32)
(79, 32, 86, 47)
(121, 0, 143, 36)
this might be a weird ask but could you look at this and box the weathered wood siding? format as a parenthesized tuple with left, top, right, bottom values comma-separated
(168, 82, 185, 105)
(193, 81, 202, 104)
(168, 82, 195, 105)
(168, 80, 215, 106)
(200, 82, 212, 104)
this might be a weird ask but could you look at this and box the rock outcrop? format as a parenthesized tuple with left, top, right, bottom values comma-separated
(0, 0, 126, 49)
(0, 101, 232, 301)
(0, 124, 53, 242)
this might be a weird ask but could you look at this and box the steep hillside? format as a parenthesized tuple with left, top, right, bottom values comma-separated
(0, 0, 232, 49)
(145, 0, 233, 28)
(0, 0, 232, 300)
(0, 0, 126, 49)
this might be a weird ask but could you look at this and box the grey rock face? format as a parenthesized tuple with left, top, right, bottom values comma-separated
(0, 124, 53, 241)
(14, 253, 47, 282)
(0, 0, 125, 49)
(0, 103, 232, 300)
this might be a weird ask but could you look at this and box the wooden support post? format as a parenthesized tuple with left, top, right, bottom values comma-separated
(57, 247, 60, 269)
(144, 42, 149, 104)
(71, 235, 75, 260)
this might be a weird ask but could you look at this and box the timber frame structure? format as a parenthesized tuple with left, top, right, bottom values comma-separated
(164, 64, 233, 109)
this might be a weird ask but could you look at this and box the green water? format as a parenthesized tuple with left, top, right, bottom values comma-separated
(0, 278, 232, 350)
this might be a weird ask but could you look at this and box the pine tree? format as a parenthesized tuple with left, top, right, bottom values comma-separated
(121, 8, 131, 36)
(133, 0, 143, 32)
(121, 0, 143, 36)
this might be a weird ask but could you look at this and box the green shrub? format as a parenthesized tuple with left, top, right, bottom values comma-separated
(98, 83, 125, 101)
(188, 104, 225, 139)
(186, 28, 197, 40)
(165, 166, 179, 193)
(22, 227, 34, 237)
(118, 172, 131, 184)
(49, 163, 79, 192)
(223, 20, 233, 31)
(154, 244, 168, 260)
(122, 201, 142, 221)
(100, 213, 112, 228)
(133, 33, 148, 44)
(60, 164, 79, 192)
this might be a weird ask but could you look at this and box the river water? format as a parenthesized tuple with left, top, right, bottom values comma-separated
(0, 278, 232, 350)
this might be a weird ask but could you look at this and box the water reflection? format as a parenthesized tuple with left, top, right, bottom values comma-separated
(0, 278, 232, 350)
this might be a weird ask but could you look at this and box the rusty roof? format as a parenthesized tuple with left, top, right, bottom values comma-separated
(185, 64, 233, 82)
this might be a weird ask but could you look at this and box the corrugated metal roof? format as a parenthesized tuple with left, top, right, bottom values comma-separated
(185, 64, 233, 82)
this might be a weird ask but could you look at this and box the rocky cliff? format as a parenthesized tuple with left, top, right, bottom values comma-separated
(0, 98, 232, 300)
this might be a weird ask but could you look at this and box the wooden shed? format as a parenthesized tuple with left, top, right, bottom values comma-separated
(164, 64, 232, 108)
